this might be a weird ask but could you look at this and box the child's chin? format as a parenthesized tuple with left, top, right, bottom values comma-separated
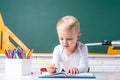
(63, 47, 70, 50)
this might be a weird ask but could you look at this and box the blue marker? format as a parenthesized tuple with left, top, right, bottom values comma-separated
(15, 48, 19, 59)
(23, 51, 26, 59)
(10, 49, 12, 58)
(15, 52, 19, 59)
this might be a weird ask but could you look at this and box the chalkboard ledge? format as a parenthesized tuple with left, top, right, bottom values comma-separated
(32, 53, 120, 58)
(0, 53, 120, 58)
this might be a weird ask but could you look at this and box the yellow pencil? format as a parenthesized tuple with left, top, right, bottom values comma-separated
(36, 57, 53, 67)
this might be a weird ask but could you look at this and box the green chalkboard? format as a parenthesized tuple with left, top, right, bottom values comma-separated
(0, 0, 120, 53)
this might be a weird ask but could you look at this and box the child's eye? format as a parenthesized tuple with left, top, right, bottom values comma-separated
(60, 38, 63, 40)
(67, 38, 73, 40)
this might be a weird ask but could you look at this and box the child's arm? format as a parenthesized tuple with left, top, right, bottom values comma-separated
(51, 46, 61, 73)
(77, 45, 89, 73)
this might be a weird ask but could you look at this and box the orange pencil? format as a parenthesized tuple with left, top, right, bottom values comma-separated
(27, 49, 33, 59)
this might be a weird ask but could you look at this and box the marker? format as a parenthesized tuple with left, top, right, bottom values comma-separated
(7, 50, 10, 58)
(15, 49, 19, 59)
(10, 49, 13, 58)
(13, 49, 16, 58)
(36, 57, 53, 67)
(12, 49, 15, 58)
(23, 51, 26, 59)
(4, 49, 8, 58)
(19, 48, 24, 59)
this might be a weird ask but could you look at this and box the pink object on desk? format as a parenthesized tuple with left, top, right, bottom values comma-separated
(40, 68, 47, 74)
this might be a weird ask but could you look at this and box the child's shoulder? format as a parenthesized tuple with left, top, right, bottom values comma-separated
(54, 44, 63, 51)
(77, 42, 87, 49)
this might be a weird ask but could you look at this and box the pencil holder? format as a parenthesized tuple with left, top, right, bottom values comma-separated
(5, 59, 31, 79)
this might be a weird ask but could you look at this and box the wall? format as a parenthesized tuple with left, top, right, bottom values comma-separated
(0, 0, 120, 53)
(0, 54, 120, 73)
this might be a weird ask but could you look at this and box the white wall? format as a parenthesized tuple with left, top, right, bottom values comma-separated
(0, 54, 120, 73)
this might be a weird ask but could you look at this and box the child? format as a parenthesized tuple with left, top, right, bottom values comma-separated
(47, 16, 89, 74)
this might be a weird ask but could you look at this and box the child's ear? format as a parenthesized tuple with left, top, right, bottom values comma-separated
(77, 32, 81, 39)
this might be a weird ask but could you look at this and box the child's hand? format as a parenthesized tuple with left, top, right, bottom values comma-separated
(47, 65, 56, 73)
(66, 67, 79, 74)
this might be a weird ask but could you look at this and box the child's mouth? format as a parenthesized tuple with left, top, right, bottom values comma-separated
(64, 45, 69, 47)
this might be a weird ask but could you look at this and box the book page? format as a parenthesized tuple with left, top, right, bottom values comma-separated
(39, 72, 67, 78)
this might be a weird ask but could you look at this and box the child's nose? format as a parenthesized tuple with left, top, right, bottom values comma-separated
(63, 39, 68, 44)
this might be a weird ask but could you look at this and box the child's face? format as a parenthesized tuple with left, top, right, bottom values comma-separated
(57, 27, 80, 52)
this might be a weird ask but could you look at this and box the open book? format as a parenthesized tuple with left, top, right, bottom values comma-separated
(38, 72, 96, 78)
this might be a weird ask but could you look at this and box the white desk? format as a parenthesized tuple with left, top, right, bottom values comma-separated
(1, 54, 120, 80)
(0, 72, 120, 80)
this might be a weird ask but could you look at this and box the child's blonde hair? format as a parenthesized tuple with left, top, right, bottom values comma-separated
(57, 16, 80, 33)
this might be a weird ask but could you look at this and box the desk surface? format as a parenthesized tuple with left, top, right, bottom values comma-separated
(0, 72, 120, 80)
(0, 54, 120, 80)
